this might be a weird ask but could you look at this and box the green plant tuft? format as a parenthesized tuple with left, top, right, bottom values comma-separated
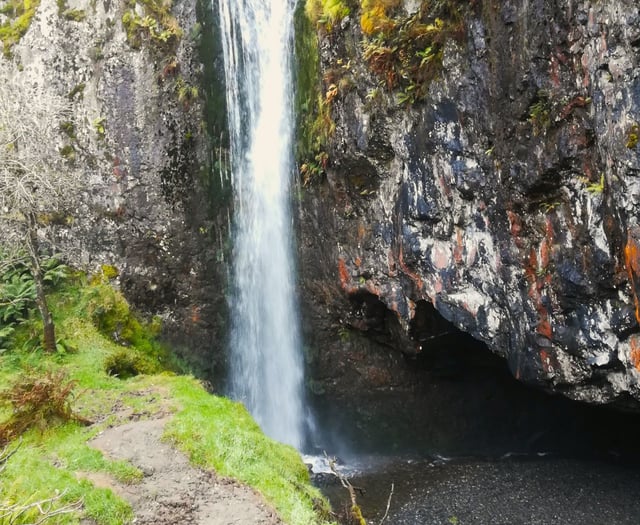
(93, 117, 106, 139)
(305, 0, 350, 32)
(626, 124, 639, 149)
(67, 83, 85, 100)
(122, 0, 182, 51)
(59, 144, 76, 161)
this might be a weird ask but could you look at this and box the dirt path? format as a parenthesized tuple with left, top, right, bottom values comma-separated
(87, 418, 283, 525)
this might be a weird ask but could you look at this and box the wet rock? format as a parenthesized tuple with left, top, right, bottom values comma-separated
(298, 0, 640, 408)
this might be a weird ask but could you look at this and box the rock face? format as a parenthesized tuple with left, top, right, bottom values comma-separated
(2, 0, 230, 377)
(298, 0, 640, 408)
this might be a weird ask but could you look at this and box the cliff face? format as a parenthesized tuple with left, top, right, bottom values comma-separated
(1, 0, 229, 377)
(298, 0, 640, 408)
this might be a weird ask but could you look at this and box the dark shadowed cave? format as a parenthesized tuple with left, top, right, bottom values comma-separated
(309, 298, 640, 463)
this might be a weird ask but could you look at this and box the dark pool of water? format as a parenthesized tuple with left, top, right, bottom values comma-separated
(310, 334, 640, 524)
(321, 455, 640, 524)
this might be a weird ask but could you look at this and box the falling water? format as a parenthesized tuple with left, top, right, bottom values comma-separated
(217, 0, 305, 448)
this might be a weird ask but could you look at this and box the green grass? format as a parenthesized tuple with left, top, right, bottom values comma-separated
(2, 425, 137, 524)
(0, 272, 333, 524)
(165, 377, 334, 525)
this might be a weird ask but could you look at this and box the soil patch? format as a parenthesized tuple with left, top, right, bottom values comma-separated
(88, 417, 283, 524)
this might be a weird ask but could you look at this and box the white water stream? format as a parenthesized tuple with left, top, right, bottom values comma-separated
(217, 0, 305, 449)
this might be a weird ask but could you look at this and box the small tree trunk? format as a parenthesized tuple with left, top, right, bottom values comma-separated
(25, 211, 56, 353)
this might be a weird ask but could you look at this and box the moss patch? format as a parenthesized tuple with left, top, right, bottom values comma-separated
(626, 123, 639, 149)
(0, 0, 41, 56)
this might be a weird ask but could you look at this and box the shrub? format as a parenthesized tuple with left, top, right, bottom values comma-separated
(0, 370, 89, 444)
(104, 348, 156, 379)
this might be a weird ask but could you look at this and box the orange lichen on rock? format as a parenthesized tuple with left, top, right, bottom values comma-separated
(357, 221, 367, 242)
(190, 305, 200, 324)
(624, 226, 640, 324)
(387, 249, 397, 277)
(630, 335, 640, 371)
(525, 247, 553, 340)
(453, 228, 464, 265)
(397, 245, 424, 291)
(338, 257, 354, 293)
(507, 210, 524, 249)
(539, 348, 554, 375)
(538, 318, 552, 339)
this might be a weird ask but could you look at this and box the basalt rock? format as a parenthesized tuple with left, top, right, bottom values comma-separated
(297, 0, 640, 409)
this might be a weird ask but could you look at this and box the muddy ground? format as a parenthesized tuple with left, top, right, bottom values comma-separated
(84, 417, 282, 525)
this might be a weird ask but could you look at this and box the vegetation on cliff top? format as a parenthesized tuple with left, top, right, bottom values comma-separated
(359, 0, 466, 104)
(0, 268, 333, 524)
(298, 0, 467, 183)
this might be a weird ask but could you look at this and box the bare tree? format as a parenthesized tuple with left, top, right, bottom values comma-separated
(0, 63, 80, 352)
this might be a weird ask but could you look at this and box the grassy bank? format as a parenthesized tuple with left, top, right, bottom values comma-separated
(0, 269, 333, 524)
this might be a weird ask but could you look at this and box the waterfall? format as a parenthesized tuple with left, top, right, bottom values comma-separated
(217, 0, 305, 449)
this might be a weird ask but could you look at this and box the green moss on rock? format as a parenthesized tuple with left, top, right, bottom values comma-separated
(295, 0, 332, 184)
(0, 0, 41, 57)
(627, 124, 639, 149)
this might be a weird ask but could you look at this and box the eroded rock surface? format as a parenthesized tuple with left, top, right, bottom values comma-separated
(298, 0, 640, 408)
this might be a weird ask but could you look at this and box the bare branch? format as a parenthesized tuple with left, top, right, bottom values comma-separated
(324, 452, 367, 525)
(0, 440, 21, 474)
(0, 62, 80, 249)
(0, 490, 83, 524)
(379, 482, 394, 524)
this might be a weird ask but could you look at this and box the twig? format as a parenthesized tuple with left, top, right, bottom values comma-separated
(0, 440, 21, 473)
(0, 489, 82, 524)
(379, 483, 394, 524)
(324, 452, 366, 525)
